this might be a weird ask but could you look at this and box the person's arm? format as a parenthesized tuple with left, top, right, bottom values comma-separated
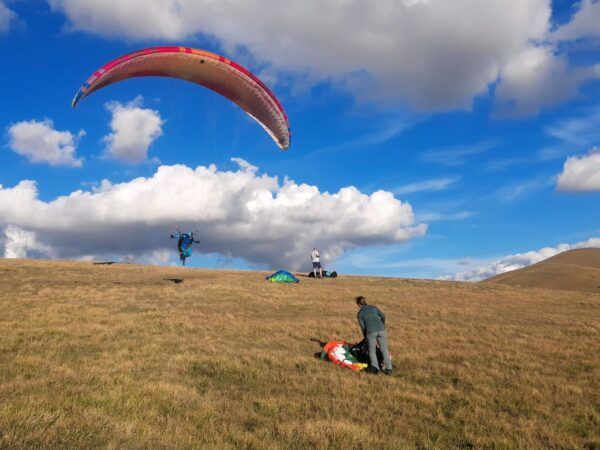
(377, 307, 386, 325)
(358, 312, 366, 337)
(194, 240, 200, 244)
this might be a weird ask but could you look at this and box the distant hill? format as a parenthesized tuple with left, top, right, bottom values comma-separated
(484, 248, 600, 293)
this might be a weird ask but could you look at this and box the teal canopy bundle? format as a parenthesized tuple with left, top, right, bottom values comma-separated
(266, 270, 299, 283)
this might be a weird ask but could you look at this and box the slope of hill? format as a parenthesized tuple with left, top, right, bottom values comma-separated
(484, 248, 600, 293)
(0, 259, 598, 449)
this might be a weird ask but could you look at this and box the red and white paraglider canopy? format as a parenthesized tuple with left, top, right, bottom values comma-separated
(72, 46, 291, 150)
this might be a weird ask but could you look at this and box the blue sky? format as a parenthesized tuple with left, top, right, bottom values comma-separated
(0, 0, 598, 279)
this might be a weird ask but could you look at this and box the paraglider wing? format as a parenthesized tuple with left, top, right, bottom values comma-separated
(323, 340, 368, 371)
(72, 46, 291, 150)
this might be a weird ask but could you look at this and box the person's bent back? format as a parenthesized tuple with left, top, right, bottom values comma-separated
(356, 296, 392, 375)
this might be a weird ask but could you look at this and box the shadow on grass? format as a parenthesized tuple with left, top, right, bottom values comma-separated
(309, 338, 326, 348)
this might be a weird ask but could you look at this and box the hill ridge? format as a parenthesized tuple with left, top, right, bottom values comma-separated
(485, 248, 600, 293)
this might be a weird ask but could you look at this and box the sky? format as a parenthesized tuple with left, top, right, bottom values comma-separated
(0, 0, 599, 280)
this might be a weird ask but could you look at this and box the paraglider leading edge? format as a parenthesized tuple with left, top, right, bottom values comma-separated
(71, 46, 291, 150)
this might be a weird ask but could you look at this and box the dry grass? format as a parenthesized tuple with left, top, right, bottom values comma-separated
(0, 259, 598, 449)
(486, 248, 600, 294)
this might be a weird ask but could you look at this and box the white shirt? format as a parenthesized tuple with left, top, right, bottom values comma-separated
(311, 250, 320, 263)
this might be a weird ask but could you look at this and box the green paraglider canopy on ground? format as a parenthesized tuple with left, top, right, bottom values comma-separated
(265, 270, 299, 283)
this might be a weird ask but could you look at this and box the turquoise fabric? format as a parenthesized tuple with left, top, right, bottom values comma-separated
(266, 270, 299, 283)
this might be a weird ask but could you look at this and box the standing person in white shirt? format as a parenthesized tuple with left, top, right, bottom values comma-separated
(311, 248, 323, 278)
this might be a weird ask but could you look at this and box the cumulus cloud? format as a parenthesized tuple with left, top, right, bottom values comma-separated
(551, 0, 600, 42)
(0, 159, 426, 269)
(47, 0, 598, 114)
(7, 119, 84, 167)
(557, 148, 600, 192)
(103, 97, 164, 164)
(445, 237, 600, 281)
(3, 225, 34, 258)
(494, 45, 593, 117)
(0, 1, 15, 33)
(2, 225, 54, 259)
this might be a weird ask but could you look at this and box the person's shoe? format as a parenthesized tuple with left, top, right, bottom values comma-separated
(382, 369, 393, 376)
(365, 366, 379, 375)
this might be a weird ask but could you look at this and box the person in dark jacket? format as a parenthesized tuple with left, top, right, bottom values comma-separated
(170, 231, 200, 265)
(356, 296, 392, 375)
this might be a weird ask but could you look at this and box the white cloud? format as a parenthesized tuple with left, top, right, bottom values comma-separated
(3, 225, 54, 259)
(0, 159, 426, 269)
(445, 237, 600, 281)
(393, 177, 458, 195)
(494, 45, 593, 117)
(557, 148, 600, 192)
(0, 1, 15, 33)
(494, 0, 600, 116)
(551, 0, 600, 42)
(7, 119, 84, 167)
(48, 0, 598, 114)
(3, 225, 34, 258)
(103, 97, 164, 164)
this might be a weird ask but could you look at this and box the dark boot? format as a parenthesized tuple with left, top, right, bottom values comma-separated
(365, 366, 379, 375)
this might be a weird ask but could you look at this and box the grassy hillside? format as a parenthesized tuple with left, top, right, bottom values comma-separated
(485, 248, 600, 293)
(0, 259, 598, 449)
